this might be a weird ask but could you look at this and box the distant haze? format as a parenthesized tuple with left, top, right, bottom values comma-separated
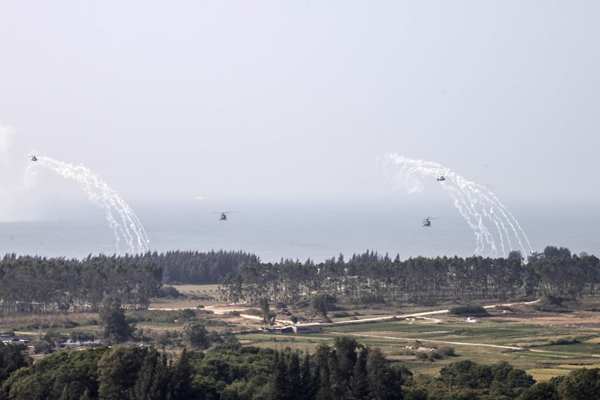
(1, 1, 599, 211)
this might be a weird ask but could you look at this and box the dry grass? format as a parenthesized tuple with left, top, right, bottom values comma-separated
(527, 369, 570, 381)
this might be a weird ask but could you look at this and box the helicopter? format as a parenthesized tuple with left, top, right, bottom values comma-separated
(436, 176, 445, 181)
(422, 217, 441, 227)
(30, 156, 37, 162)
(214, 211, 234, 221)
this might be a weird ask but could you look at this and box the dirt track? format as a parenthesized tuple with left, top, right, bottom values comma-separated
(322, 299, 541, 327)
(329, 332, 600, 358)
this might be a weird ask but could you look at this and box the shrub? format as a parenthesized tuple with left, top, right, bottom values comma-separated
(548, 337, 580, 346)
(275, 301, 287, 309)
(33, 340, 53, 355)
(158, 286, 182, 298)
(43, 330, 68, 346)
(180, 309, 196, 321)
(294, 298, 310, 308)
(182, 322, 215, 350)
(450, 305, 488, 316)
(534, 294, 568, 312)
(437, 346, 456, 356)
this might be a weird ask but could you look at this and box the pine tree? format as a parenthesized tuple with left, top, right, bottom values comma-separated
(134, 350, 159, 400)
(172, 349, 194, 399)
(299, 352, 312, 400)
(270, 352, 290, 400)
(350, 347, 369, 400)
(288, 352, 301, 397)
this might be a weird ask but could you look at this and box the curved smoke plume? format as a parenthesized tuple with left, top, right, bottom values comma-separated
(26, 155, 150, 254)
(383, 154, 532, 257)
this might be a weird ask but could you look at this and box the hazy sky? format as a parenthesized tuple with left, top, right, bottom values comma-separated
(1, 1, 599, 206)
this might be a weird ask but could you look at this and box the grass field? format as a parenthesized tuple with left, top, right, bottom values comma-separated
(168, 284, 221, 297)
(4, 285, 599, 382)
(230, 299, 600, 379)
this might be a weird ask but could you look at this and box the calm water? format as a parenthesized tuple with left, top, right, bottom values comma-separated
(0, 198, 598, 262)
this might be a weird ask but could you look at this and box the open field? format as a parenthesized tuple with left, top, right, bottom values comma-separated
(168, 284, 221, 297)
(4, 284, 599, 381)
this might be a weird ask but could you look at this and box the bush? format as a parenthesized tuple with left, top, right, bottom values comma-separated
(294, 298, 310, 308)
(275, 301, 287, 309)
(43, 330, 67, 346)
(182, 322, 214, 350)
(450, 305, 488, 316)
(548, 337, 580, 346)
(534, 294, 569, 312)
(180, 309, 196, 321)
(290, 315, 298, 324)
(437, 346, 456, 356)
(158, 286, 182, 298)
(33, 340, 53, 355)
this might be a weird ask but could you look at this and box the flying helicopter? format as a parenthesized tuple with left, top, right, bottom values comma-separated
(422, 217, 442, 227)
(30, 156, 37, 162)
(436, 176, 445, 181)
(213, 211, 235, 221)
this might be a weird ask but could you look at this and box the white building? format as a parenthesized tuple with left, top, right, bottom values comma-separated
(293, 323, 322, 334)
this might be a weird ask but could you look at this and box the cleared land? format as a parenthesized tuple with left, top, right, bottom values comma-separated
(4, 284, 598, 381)
(149, 285, 600, 381)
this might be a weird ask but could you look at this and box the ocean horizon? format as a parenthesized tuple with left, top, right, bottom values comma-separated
(0, 198, 598, 262)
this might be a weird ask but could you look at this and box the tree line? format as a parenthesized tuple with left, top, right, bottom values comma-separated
(0, 255, 162, 314)
(120, 250, 260, 284)
(219, 248, 600, 304)
(0, 337, 598, 399)
(0, 249, 259, 314)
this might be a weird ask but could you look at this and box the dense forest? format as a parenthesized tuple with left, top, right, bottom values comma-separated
(218, 248, 600, 304)
(0, 337, 597, 400)
(0, 255, 162, 314)
(0, 250, 258, 315)
(119, 250, 260, 285)
(2, 246, 596, 314)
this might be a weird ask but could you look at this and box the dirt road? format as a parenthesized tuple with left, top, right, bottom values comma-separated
(323, 299, 541, 327)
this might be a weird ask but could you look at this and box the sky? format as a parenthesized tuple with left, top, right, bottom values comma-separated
(1, 1, 599, 211)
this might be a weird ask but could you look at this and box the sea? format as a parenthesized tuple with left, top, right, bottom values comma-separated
(0, 197, 598, 262)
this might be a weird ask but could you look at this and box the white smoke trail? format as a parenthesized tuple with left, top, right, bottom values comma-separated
(25, 155, 150, 254)
(383, 154, 532, 257)
(475, 184, 533, 253)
